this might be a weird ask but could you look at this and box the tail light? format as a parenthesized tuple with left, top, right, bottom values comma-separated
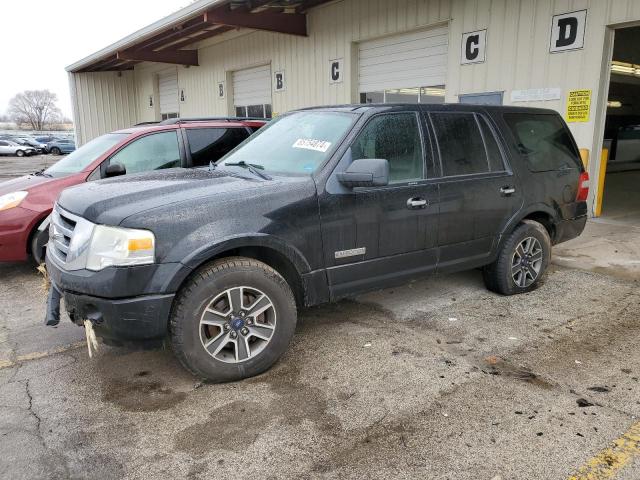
(576, 171, 589, 202)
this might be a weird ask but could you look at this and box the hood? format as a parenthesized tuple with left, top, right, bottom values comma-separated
(0, 174, 54, 195)
(57, 167, 283, 225)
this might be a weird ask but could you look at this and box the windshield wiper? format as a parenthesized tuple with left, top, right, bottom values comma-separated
(224, 161, 272, 180)
(33, 168, 52, 177)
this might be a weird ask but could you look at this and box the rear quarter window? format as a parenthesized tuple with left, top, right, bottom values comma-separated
(186, 127, 250, 167)
(504, 113, 581, 172)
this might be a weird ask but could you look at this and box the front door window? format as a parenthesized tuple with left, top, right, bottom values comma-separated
(351, 113, 424, 183)
(108, 131, 181, 175)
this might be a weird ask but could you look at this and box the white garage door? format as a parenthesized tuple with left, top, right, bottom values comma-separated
(233, 65, 272, 118)
(359, 27, 448, 104)
(158, 70, 179, 119)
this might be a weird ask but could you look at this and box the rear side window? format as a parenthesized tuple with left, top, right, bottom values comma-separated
(431, 112, 504, 176)
(504, 113, 581, 171)
(186, 128, 250, 167)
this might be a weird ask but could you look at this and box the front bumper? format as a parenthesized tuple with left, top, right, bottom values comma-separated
(62, 290, 174, 341)
(46, 255, 181, 342)
(0, 206, 41, 262)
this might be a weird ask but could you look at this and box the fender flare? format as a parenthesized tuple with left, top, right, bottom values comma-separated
(495, 203, 559, 253)
(164, 233, 312, 293)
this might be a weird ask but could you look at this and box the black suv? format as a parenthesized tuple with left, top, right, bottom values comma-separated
(45, 104, 589, 382)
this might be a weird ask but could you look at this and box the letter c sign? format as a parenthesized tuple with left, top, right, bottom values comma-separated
(461, 30, 486, 65)
(329, 58, 343, 84)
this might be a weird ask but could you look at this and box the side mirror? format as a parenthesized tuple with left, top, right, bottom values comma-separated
(336, 158, 389, 188)
(105, 162, 126, 178)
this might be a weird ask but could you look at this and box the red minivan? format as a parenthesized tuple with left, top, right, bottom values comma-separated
(0, 118, 265, 263)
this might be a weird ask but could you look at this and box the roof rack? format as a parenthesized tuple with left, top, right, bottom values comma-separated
(159, 117, 269, 125)
(134, 121, 161, 126)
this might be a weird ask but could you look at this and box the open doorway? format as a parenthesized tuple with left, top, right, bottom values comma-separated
(600, 26, 640, 226)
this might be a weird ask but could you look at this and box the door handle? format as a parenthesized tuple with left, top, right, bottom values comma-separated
(500, 186, 516, 196)
(407, 197, 428, 209)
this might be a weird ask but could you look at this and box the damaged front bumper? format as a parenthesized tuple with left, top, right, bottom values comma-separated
(45, 255, 177, 343)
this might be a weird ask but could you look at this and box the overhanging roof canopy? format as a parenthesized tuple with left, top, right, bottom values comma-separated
(67, 0, 331, 73)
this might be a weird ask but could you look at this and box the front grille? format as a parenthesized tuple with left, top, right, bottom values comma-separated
(50, 209, 77, 263)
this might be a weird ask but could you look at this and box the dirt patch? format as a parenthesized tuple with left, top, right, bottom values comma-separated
(480, 356, 555, 390)
(101, 378, 187, 412)
(175, 360, 340, 457)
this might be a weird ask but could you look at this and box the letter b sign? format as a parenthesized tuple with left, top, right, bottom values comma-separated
(550, 10, 587, 53)
(461, 30, 486, 65)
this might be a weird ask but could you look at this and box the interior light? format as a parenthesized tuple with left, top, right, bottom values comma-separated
(611, 60, 640, 76)
(607, 100, 622, 108)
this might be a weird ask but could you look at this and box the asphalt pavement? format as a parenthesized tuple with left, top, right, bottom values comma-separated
(1, 259, 639, 479)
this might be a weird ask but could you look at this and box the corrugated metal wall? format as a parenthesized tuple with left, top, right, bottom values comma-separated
(447, 0, 640, 151)
(71, 0, 640, 154)
(69, 71, 138, 145)
(131, 0, 452, 122)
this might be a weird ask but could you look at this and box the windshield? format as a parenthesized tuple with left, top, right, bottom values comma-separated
(218, 111, 357, 175)
(45, 133, 126, 176)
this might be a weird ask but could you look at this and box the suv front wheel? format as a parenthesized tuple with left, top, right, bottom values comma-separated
(170, 257, 297, 382)
(483, 220, 551, 295)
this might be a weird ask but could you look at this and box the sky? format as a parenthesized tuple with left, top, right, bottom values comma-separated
(1, 0, 188, 118)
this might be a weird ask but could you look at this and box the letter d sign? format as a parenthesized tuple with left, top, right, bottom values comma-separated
(550, 10, 587, 53)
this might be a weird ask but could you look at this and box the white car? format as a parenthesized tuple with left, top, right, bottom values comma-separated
(0, 140, 36, 157)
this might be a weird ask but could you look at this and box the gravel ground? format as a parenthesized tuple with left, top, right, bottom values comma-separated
(1, 259, 639, 479)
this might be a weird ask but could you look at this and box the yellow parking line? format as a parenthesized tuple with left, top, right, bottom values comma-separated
(0, 341, 85, 370)
(568, 421, 640, 479)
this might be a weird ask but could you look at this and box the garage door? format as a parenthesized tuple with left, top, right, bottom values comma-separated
(359, 27, 448, 104)
(233, 65, 272, 118)
(158, 70, 179, 120)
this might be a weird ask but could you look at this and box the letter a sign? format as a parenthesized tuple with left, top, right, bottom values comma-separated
(550, 10, 587, 53)
(461, 30, 487, 65)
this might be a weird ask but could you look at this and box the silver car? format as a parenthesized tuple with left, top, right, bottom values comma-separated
(0, 140, 36, 157)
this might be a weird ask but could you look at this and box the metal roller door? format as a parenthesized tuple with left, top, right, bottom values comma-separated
(359, 26, 448, 103)
(158, 70, 179, 120)
(233, 65, 272, 118)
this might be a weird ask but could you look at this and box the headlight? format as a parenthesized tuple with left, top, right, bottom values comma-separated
(86, 225, 155, 271)
(0, 191, 28, 211)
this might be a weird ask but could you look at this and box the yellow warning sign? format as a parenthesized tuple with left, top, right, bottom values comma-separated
(566, 89, 591, 123)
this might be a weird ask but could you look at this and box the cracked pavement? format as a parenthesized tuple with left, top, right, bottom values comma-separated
(1, 257, 639, 479)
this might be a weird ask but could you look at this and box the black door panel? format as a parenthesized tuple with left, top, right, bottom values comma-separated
(318, 110, 439, 294)
(429, 112, 522, 271)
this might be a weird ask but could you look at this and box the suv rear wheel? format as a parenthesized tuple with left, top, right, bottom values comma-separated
(170, 257, 297, 382)
(483, 220, 551, 295)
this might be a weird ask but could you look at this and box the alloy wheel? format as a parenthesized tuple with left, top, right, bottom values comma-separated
(511, 236, 543, 288)
(199, 286, 276, 363)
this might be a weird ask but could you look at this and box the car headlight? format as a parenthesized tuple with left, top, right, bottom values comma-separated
(86, 225, 155, 271)
(0, 191, 28, 211)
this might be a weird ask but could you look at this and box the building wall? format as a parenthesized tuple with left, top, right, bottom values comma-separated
(69, 71, 138, 145)
(69, 0, 640, 212)
(132, 0, 452, 122)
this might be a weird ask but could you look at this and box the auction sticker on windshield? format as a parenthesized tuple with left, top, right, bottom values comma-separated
(292, 138, 332, 153)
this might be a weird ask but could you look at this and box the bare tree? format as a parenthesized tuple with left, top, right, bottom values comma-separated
(8, 90, 62, 130)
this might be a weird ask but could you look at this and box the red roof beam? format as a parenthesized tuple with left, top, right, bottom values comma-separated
(204, 7, 307, 37)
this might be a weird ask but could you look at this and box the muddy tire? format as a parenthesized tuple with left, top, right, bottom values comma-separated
(170, 257, 297, 382)
(483, 220, 551, 295)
